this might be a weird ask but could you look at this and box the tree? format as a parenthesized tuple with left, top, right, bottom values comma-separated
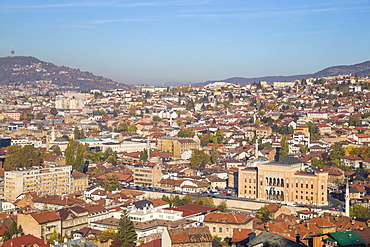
(50, 107, 58, 116)
(256, 205, 271, 223)
(116, 210, 137, 247)
(46, 229, 59, 243)
(194, 196, 215, 208)
(106, 155, 118, 166)
(279, 135, 289, 159)
(4, 145, 44, 171)
(348, 116, 361, 126)
(103, 173, 122, 192)
(74, 143, 85, 172)
(52, 145, 62, 156)
(127, 123, 137, 133)
(74, 126, 80, 139)
(217, 200, 227, 212)
(299, 145, 308, 153)
(178, 128, 195, 138)
(97, 227, 117, 243)
(139, 149, 148, 161)
(350, 204, 370, 219)
(189, 149, 211, 168)
(65, 139, 75, 167)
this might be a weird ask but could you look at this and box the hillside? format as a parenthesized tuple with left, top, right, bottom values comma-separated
(0, 56, 131, 92)
(198, 60, 370, 86)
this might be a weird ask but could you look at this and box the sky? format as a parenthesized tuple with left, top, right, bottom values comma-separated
(1, 0, 370, 85)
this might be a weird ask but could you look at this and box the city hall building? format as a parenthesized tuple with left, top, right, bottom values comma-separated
(238, 156, 328, 206)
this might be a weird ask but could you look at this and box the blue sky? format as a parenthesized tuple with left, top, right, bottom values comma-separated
(1, 0, 370, 85)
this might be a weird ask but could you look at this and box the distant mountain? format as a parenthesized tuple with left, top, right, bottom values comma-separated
(197, 60, 370, 86)
(0, 56, 132, 92)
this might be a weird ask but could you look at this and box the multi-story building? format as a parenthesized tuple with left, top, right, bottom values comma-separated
(238, 156, 328, 206)
(157, 137, 200, 159)
(4, 166, 72, 201)
(133, 162, 162, 188)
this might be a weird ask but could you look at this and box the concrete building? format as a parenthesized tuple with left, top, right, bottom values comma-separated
(4, 166, 72, 201)
(134, 162, 162, 188)
(157, 137, 200, 159)
(238, 156, 328, 206)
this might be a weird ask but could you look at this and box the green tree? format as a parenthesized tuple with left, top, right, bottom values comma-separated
(139, 149, 148, 161)
(74, 143, 85, 172)
(217, 200, 227, 212)
(52, 145, 62, 156)
(178, 128, 195, 138)
(116, 210, 137, 247)
(350, 204, 370, 219)
(279, 135, 289, 159)
(74, 126, 80, 139)
(50, 107, 58, 116)
(299, 145, 308, 153)
(65, 139, 75, 167)
(106, 155, 118, 166)
(117, 123, 128, 132)
(189, 149, 211, 168)
(46, 229, 59, 243)
(103, 173, 122, 192)
(256, 205, 272, 223)
(4, 145, 44, 171)
(194, 196, 215, 207)
(127, 123, 137, 133)
(348, 116, 361, 126)
(200, 133, 211, 146)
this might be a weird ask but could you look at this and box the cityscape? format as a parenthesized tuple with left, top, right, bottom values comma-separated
(1, 0, 370, 246)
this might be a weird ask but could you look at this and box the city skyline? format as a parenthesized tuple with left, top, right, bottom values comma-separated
(1, 0, 370, 85)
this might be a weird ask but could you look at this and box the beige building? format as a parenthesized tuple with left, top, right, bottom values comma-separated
(134, 162, 162, 188)
(162, 226, 212, 247)
(4, 166, 72, 201)
(238, 156, 328, 206)
(56, 206, 89, 236)
(71, 171, 89, 193)
(203, 212, 254, 239)
(17, 211, 62, 240)
(157, 137, 200, 159)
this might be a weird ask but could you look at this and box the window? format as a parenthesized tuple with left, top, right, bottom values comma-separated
(213, 227, 216, 232)
(226, 228, 229, 233)
(219, 227, 222, 233)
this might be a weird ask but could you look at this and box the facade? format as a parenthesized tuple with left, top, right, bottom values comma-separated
(17, 211, 62, 240)
(57, 206, 89, 236)
(157, 137, 200, 159)
(4, 166, 72, 201)
(238, 156, 328, 206)
(161, 226, 213, 247)
(134, 162, 162, 187)
(71, 171, 89, 193)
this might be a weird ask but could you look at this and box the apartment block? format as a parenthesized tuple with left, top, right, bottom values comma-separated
(134, 162, 162, 188)
(157, 137, 200, 159)
(4, 166, 72, 201)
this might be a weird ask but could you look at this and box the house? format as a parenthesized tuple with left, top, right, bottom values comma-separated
(161, 226, 213, 247)
(340, 155, 363, 169)
(310, 231, 366, 247)
(52, 238, 98, 247)
(2, 234, 49, 247)
(230, 228, 255, 247)
(203, 212, 257, 239)
(56, 206, 89, 236)
(17, 211, 62, 240)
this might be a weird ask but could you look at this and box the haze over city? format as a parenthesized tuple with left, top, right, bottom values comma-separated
(1, 0, 370, 85)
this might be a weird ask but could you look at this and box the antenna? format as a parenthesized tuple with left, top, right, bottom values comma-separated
(11, 45, 15, 57)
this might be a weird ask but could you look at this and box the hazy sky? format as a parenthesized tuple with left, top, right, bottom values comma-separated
(1, 0, 370, 85)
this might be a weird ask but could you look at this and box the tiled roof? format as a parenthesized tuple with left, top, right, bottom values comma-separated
(2, 234, 49, 247)
(168, 226, 213, 244)
(31, 211, 61, 224)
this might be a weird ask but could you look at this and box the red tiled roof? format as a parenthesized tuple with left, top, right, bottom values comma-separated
(2, 234, 49, 247)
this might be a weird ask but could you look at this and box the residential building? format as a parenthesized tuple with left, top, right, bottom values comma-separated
(17, 211, 62, 240)
(4, 166, 72, 201)
(161, 226, 213, 247)
(134, 162, 162, 188)
(157, 137, 200, 159)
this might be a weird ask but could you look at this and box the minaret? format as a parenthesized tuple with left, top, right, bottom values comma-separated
(255, 139, 259, 159)
(146, 135, 151, 160)
(345, 180, 350, 217)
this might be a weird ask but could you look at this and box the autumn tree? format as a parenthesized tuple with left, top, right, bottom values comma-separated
(52, 145, 62, 156)
(65, 139, 75, 167)
(97, 227, 117, 243)
(256, 205, 272, 223)
(116, 210, 137, 247)
(103, 173, 122, 192)
(189, 149, 211, 168)
(4, 145, 44, 171)
(217, 200, 227, 212)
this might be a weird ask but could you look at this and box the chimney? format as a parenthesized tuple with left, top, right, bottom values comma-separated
(351, 219, 355, 225)
(296, 234, 300, 243)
